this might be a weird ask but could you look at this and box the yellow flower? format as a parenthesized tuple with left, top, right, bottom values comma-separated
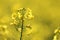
(24, 8, 34, 19)
(53, 35, 57, 40)
(10, 20, 18, 25)
(54, 28, 58, 33)
(17, 12, 22, 19)
(13, 20, 18, 25)
(12, 13, 17, 20)
(25, 28, 32, 34)
(28, 14, 34, 20)
(17, 28, 21, 32)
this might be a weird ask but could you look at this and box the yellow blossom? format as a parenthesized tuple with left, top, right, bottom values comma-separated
(18, 28, 21, 32)
(53, 35, 57, 40)
(25, 28, 32, 34)
(54, 28, 58, 33)
(24, 8, 34, 19)
(12, 13, 17, 20)
(18, 12, 22, 19)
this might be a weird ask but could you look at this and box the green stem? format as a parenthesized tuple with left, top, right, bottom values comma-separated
(20, 16, 24, 40)
(20, 8, 26, 40)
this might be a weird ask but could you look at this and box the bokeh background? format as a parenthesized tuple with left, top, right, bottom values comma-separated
(0, 0, 60, 40)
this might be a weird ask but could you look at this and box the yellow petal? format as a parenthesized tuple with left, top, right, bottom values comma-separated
(18, 28, 21, 32)
(18, 12, 22, 19)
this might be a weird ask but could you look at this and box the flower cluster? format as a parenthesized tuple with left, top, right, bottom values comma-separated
(53, 27, 60, 40)
(12, 8, 34, 20)
(24, 8, 34, 20)
(11, 8, 34, 35)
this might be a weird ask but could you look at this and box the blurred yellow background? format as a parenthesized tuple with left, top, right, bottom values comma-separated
(0, 0, 60, 40)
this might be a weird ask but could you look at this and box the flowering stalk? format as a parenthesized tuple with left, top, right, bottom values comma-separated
(11, 8, 34, 40)
(19, 8, 26, 40)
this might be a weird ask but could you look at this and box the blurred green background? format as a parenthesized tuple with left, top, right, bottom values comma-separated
(0, 0, 60, 40)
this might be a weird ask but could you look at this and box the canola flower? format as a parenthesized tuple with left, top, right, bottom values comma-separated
(11, 8, 34, 32)
(12, 13, 17, 20)
(24, 8, 34, 20)
(0, 25, 7, 29)
(12, 8, 34, 20)
(18, 12, 22, 19)
(0, 25, 9, 35)
(53, 27, 60, 40)
(17, 28, 21, 32)
(11, 8, 34, 40)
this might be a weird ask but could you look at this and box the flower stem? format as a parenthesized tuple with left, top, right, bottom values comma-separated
(20, 16, 24, 40)
(20, 8, 26, 40)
